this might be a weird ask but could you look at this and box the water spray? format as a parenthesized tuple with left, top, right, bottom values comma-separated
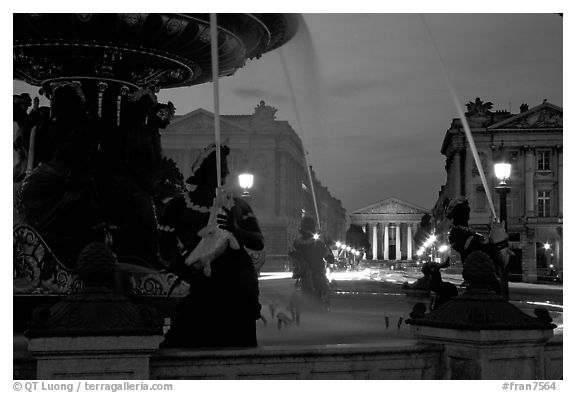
(210, 13, 222, 191)
(420, 15, 498, 220)
(279, 48, 322, 230)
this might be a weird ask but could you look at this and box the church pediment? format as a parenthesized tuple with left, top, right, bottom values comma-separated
(168, 108, 251, 134)
(352, 198, 429, 215)
(488, 102, 562, 130)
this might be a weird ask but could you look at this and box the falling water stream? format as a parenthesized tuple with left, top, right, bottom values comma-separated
(254, 16, 563, 347)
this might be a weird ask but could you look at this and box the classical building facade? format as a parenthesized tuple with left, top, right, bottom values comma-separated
(350, 198, 430, 261)
(433, 99, 563, 282)
(160, 101, 347, 271)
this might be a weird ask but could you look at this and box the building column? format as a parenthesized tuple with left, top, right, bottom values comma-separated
(395, 225, 401, 261)
(557, 146, 562, 217)
(372, 223, 377, 260)
(524, 146, 535, 216)
(278, 153, 287, 215)
(407, 224, 412, 260)
(464, 150, 474, 199)
(452, 150, 461, 197)
(555, 227, 562, 279)
(376, 223, 383, 260)
(383, 224, 389, 260)
(523, 228, 537, 283)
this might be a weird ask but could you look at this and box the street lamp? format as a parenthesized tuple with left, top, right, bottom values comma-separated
(494, 150, 511, 299)
(238, 173, 254, 196)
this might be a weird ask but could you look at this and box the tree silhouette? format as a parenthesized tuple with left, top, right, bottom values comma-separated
(345, 224, 371, 253)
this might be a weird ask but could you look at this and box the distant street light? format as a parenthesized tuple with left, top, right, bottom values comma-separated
(238, 173, 254, 196)
(494, 149, 511, 299)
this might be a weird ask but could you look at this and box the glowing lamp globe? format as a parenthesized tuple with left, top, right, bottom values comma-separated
(494, 162, 511, 184)
(238, 173, 254, 195)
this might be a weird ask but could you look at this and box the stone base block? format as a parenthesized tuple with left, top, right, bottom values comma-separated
(411, 325, 553, 379)
(28, 335, 163, 379)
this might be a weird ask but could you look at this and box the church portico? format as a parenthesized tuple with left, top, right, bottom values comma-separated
(351, 198, 430, 261)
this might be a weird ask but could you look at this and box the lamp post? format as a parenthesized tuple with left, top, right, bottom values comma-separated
(494, 158, 511, 299)
(238, 173, 254, 197)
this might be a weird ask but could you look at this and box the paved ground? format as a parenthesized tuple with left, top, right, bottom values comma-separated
(13, 268, 563, 351)
(255, 269, 563, 347)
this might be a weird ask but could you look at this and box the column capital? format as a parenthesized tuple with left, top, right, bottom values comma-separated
(522, 145, 536, 154)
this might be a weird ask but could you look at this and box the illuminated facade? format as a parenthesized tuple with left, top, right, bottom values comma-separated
(350, 198, 430, 261)
(161, 101, 346, 270)
(433, 99, 563, 282)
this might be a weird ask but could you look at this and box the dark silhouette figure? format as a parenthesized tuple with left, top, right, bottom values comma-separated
(423, 261, 459, 310)
(158, 143, 264, 348)
(289, 217, 332, 310)
(19, 84, 100, 267)
(444, 196, 509, 295)
(99, 96, 175, 268)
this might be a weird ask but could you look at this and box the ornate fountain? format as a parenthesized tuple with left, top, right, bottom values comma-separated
(14, 14, 301, 379)
(14, 13, 298, 119)
(13, 13, 299, 296)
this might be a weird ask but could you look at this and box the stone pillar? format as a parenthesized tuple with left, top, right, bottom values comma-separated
(524, 228, 538, 283)
(395, 225, 401, 261)
(407, 225, 412, 260)
(372, 223, 377, 260)
(376, 223, 383, 260)
(464, 149, 474, 199)
(554, 234, 562, 279)
(557, 146, 562, 217)
(279, 153, 287, 216)
(383, 224, 389, 260)
(452, 150, 461, 197)
(524, 146, 535, 216)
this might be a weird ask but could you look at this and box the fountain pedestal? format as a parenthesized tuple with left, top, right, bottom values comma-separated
(409, 299, 554, 379)
(26, 243, 163, 379)
(406, 251, 556, 380)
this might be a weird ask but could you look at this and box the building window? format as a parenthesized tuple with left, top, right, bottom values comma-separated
(474, 186, 485, 211)
(537, 190, 551, 217)
(537, 150, 551, 171)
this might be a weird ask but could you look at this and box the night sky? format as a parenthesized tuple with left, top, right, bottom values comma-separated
(12, 13, 563, 213)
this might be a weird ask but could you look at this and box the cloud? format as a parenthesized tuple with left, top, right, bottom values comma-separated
(231, 87, 289, 103)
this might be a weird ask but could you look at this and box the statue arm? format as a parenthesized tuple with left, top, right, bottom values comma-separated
(221, 198, 264, 251)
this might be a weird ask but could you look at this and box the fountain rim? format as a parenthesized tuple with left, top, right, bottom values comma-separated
(13, 13, 295, 90)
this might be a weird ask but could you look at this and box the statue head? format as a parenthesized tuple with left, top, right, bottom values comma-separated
(299, 216, 316, 236)
(462, 250, 498, 290)
(185, 143, 230, 188)
(445, 196, 470, 226)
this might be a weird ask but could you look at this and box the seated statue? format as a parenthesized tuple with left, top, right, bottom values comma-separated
(18, 84, 100, 267)
(444, 196, 510, 295)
